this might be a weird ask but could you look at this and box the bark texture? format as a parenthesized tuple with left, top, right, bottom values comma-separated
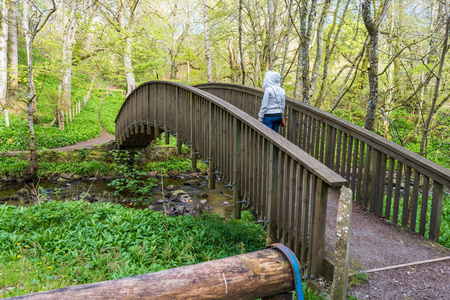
(0, 0, 9, 127)
(203, 0, 213, 82)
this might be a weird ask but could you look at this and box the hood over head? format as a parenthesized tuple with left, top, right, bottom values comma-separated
(262, 71, 281, 89)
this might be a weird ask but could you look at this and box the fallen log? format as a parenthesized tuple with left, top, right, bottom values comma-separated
(10, 248, 295, 300)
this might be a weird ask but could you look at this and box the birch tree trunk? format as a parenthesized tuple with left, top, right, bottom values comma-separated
(119, 3, 136, 96)
(239, 0, 245, 85)
(0, 0, 8, 127)
(203, 0, 213, 82)
(62, 4, 77, 112)
(267, 0, 277, 70)
(7, 0, 18, 122)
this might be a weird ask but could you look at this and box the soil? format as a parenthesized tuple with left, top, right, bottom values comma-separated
(325, 188, 450, 300)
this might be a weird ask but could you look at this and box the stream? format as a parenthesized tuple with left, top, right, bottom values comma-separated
(0, 176, 235, 218)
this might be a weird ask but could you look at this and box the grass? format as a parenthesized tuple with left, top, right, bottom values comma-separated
(0, 92, 103, 152)
(0, 201, 266, 298)
(100, 92, 126, 134)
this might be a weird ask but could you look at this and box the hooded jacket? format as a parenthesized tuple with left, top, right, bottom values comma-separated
(258, 71, 286, 121)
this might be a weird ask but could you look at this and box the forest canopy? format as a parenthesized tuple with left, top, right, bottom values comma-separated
(0, 0, 449, 167)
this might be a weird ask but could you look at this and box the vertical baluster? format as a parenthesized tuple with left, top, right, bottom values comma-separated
(369, 150, 381, 215)
(233, 118, 242, 219)
(385, 158, 395, 219)
(341, 133, 348, 177)
(410, 171, 421, 232)
(294, 164, 304, 257)
(356, 142, 365, 204)
(419, 176, 430, 236)
(277, 151, 285, 239)
(301, 170, 311, 275)
(393, 162, 403, 225)
(351, 139, 359, 198)
(429, 182, 443, 242)
(362, 146, 372, 208)
(402, 166, 412, 226)
(335, 130, 342, 173)
(288, 160, 296, 250)
(208, 103, 217, 189)
(319, 122, 326, 163)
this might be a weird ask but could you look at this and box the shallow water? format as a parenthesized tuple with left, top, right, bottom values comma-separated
(0, 177, 234, 218)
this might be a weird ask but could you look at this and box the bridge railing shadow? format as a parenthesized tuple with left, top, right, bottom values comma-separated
(196, 83, 450, 243)
(115, 81, 346, 278)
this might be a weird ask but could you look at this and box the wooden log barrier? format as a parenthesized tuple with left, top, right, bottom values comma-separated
(11, 248, 295, 300)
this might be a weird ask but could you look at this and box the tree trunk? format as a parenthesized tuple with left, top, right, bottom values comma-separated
(203, 0, 213, 82)
(61, 3, 77, 112)
(362, 0, 380, 131)
(310, 0, 332, 99)
(267, 0, 277, 70)
(0, 0, 8, 127)
(7, 0, 18, 123)
(239, 0, 245, 85)
(123, 36, 136, 96)
(301, 0, 318, 104)
(280, 0, 294, 86)
(420, 2, 449, 156)
(294, 0, 308, 100)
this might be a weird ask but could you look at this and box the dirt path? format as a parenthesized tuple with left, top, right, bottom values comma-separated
(325, 188, 450, 299)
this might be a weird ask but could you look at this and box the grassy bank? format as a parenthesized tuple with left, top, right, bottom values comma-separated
(0, 201, 265, 298)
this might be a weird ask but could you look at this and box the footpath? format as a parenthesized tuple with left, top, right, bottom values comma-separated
(325, 188, 450, 299)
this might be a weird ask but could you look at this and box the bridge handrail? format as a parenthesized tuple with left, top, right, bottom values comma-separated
(116, 81, 345, 187)
(195, 83, 450, 187)
(196, 82, 450, 242)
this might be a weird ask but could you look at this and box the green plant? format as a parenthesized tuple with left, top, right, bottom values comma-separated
(108, 150, 157, 206)
(348, 271, 368, 288)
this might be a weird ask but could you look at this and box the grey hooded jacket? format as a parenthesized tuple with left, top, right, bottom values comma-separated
(258, 71, 286, 121)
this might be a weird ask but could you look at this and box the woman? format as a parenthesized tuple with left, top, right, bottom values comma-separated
(258, 71, 285, 132)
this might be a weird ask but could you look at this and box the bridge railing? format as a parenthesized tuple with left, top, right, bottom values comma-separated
(115, 81, 346, 277)
(196, 83, 450, 242)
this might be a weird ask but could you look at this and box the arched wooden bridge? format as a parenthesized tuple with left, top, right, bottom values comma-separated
(115, 81, 450, 278)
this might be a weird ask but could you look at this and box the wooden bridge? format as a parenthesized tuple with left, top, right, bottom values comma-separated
(115, 81, 450, 278)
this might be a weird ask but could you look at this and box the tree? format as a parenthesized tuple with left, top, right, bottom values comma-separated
(23, 0, 57, 176)
(0, 0, 9, 127)
(202, 0, 213, 82)
(7, 0, 18, 114)
(96, 0, 140, 96)
(362, 0, 390, 131)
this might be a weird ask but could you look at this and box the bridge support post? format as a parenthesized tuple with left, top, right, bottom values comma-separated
(233, 118, 242, 219)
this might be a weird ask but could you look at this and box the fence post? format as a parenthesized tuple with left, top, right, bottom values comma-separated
(233, 118, 242, 219)
(164, 84, 170, 145)
(331, 187, 352, 300)
(429, 182, 443, 242)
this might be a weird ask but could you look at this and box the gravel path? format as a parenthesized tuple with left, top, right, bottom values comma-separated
(325, 188, 450, 299)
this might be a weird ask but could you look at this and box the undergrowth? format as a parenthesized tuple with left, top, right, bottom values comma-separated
(0, 202, 265, 298)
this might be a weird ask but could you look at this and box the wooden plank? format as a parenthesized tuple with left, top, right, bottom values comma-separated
(233, 119, 242, 219)
(277, 151, 285, 239)
(429, 182, 443, 241)
(393, 162, 403, 225)
(294, 165, 304, 257)
(419, 176, 430, 236)
(409, 171, 421, 232)
(319, 122, 326, 163)
(335, 130, 342, 173)
(370, 150, 381, 215)
(310, 178, 328, 277)
(345, 136, 353, 185)
(385, 158, 395, 219)
(351, 139, 359, 200)
(282, 155, 290, 244)
(362, 146, 372, 208)
(266, 144, 279, 244)
(288, 159, 296, 249)
(341, 133, 348, 177)
(402, 166, 412, 227)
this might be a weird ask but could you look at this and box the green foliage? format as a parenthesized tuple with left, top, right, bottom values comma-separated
(0, 157, 30, 176)
(100, 93, 126, 134)
(145, 158, 192, 173)
(37, 161, 110, 177)
(108, 150, 157, 205)
(0, 93, 102, 152)
(0, 202, 265, 297)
